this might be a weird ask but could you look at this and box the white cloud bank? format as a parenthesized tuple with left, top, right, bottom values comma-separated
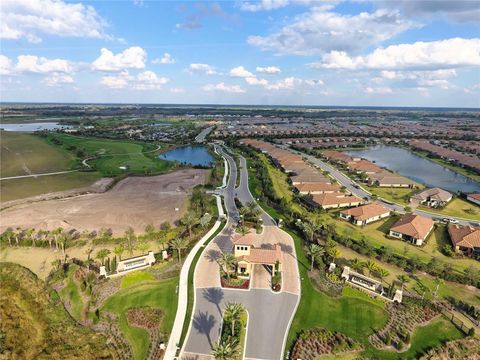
(256, 66, 281, 74)
(100, 70, 169, 90)
(152, 53, 176, 65)
(311, 38, 480, 70)
(203, 82, 245, 93)
(188, 63, 218, 75)
(93, 47, 147, 72)
(0, 0, 108, 43)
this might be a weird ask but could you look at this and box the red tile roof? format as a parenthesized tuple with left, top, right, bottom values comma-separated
(340, 203, 390, 221)
(389, 213, 434, 240)
(448, 224, 480, 249)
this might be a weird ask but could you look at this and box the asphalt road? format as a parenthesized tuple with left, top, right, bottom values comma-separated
(182, 144, 299, 360)
(195, 126, 214, 143)
(282, 145, 476, 226)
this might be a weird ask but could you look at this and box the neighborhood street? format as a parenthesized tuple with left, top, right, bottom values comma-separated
(181, 144, 300, 360)
(283, 145, 475, 226)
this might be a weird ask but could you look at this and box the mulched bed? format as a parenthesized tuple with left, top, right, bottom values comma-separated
(127, 307, 163, 332)
(221, 277, 250, 289)
(292, 327, 362, 360)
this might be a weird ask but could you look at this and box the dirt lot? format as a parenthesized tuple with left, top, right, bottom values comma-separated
(0, 169, 206, 235)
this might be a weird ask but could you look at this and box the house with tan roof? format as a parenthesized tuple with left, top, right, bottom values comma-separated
(340, 203, 391, 226)
(347, 160, 383, 174)
(388, 213, 434, 246)
(312, 193, 364, 210)
(232, 234, 282, 276)
(368, 172, 415, 188)
(467, 193, 480, 206)
(291, 173, 331, 185)
(411, 187, 453, 208)
(295, 182, 339, 194)
(448, 224, 480, 258)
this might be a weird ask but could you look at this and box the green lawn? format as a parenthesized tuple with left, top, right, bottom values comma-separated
(120, 271, 156, 288)
(365, 186, 419, 206)
(0, 171, 101, 202)
(58, 264, 86, 320)
(419, 198, 480, 221)
(47, 133, 173, 176)
(102, 277, 178, 360)
(1, 131, 77, 177)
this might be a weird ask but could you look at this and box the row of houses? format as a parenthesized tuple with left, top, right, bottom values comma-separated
(241, 139, 365, 209)
(321, 150, 416, 188)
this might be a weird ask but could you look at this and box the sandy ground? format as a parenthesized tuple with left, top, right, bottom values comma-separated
(1, 169, 206, 235)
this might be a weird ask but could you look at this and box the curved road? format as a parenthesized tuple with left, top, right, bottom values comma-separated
(181, 144, 300, 360)
(282, 145, 477, 226)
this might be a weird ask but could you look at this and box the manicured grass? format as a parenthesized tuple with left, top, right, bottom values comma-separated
(102, 277, 179, 360)
(120, 271, 156, 288)
(0, 171, 101, 202)
(1, 131, 77, 177)
(365, 186, 419, 206)
(419, 198, 480, 221)
(286, 230, 389, 350)
(47, 133, 172, 177)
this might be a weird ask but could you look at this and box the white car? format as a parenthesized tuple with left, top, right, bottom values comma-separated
(443, 218, 459, 224)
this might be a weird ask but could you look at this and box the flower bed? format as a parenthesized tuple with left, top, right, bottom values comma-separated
(126, 306, 163, 332)
(221, 276, 250, 289)
(291, 327, 362, 360)
(369, 297, 440, 351)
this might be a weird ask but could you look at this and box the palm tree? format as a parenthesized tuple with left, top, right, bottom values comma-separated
(59, 232, 71, 262)
(124, 227, 136, 256)
(136, 241, 150, 253)
(217, 252, 237, 278)
(305, 243, 323, 271)
(301, 222, 318, 243)
(211, 339, 238, 360)
(1, 228, 14, 247)
(96, 249, 111, 265)
(182, 212, 198, 242)
(365, 260, 378, 277)
(52, 227, 64, 251)
(144, 224, 156, 241)
(199, 213, 212, 228)
(397, 274, 410, 290)
(170, 237, 189, 263)
(350, 258, 364, 273)
(224, 302, 245, 337)
(376, 267, 390, 283)
(113, 245, 124, 260)
(25, 228, 36, 247)
(236, 225, 249, 236)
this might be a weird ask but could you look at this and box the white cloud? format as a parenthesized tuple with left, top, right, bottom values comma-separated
(100, 70, 169, 90)
(170, 87, 185, 93)
(245, 76, 269, 86)
(264, 77, 323, 90)
(93, 47, 147, 72)
(365, 86, 393, 94)
(203, 82, 245, 93)
(0, 55, 13, 75)
(256, 66, 281, 74)
(248, 8, 416, 55)
(230, 66, 254, 78)
(188, 63, 218, 75)
(312, 38, 480, 70)
(464, 83, 480, 94)
(15, 55, 74, 74)
(240, 0, 290, 12)
(152, 53, 176, 65)
(1, 0, 108, 43)
(44, 73, 74, 87)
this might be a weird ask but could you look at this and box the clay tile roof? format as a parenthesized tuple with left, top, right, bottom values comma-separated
(295, 182, 339, 192)
(241, 244, 282, 264)
(448, 224, 480, 249)
(468, 193, 480, 201)
(412, 187, 452, 202)
(389, 213, 434, 240)
(232, 232, 256, 246)
(312, 193, 362, 206)
(340, 203, 390, 221)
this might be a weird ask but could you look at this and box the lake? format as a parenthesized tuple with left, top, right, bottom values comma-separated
(345, 145, 480, 193)
(0, 122, 73, 132)
(160, 145, 214, 167)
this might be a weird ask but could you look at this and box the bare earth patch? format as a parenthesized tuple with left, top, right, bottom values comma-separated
(1, 169, 206, 235)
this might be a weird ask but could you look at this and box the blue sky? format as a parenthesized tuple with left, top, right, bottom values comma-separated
(1, 0, 479, 107)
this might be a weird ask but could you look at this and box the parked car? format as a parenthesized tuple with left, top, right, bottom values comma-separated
(443, 218, 459, 224)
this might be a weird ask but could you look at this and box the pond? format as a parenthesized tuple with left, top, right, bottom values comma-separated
(159, 145, 214, 167)
(0, 122, 73, 132)
(345, 145, 480, 193)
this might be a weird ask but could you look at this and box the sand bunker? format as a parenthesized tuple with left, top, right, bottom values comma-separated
(0, 169, 206, 235)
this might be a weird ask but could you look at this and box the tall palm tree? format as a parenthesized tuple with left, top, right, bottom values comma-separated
(59, 232, 71, 262)
(170, 237, 189, 263)
(217, 252, 237, 278)
(236, 225, 249, 236)
(397, 274, 410, 290)
(144, 224, 156, 241)
(113, 245, 124, 260)
(96, 249, 111, 265)
(365, 260, 378, 277)
(182, 212, 198, 242)
(211, 339, 238, 360)
(124, 226, 136, 256)
(350, 258, 364, 273)
(305, 243, 323, 271)
(376, 267, 390, 283)
(224, 302, 245, 337)
(2, 228, 14, 247)
(302, 221, 321, 243)
(52, 227, 64, 251)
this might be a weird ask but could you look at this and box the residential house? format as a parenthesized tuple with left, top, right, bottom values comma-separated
(411, 187, 453, 208)
(388, 213, 434, 246)
(368, 172, 415, 188)
(340, 203, 390, 226)
(295, 182, 340, 194)
(347, 159, 383, 174)
(291, 173, 331, 185)
(467, 193, 480, 206)
(312, 193, 364, 209)
(448, 224, 480, 258)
